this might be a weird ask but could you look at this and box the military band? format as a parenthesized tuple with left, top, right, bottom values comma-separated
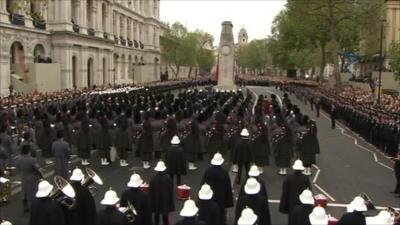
(1, 79, 397, 225)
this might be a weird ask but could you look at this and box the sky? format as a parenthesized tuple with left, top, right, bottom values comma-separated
(160, 0, 287, 46)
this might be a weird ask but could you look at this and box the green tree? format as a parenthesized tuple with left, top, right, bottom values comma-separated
(389, 41, 400, 82)
(237, 39, 270, 74)
(160, 22, 215, 78)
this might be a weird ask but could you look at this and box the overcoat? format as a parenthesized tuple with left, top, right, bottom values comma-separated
(51, 139, 71, 179)
(149, 171, 175, 214)
(200, 165, 233, 209)
(279, 171, 312, 214)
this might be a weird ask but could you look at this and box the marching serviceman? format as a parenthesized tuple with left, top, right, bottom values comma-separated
(337, 196, 367, 225)
(120, 173, 152, 225)
(114, 116, 131, 167)
(201, 153, 233, 225)
(297, 117, 320, 176)
(149, 161, 175, 225)
(97, 117, 111, 166)
(175, 199, 206, 225)
(237, 207, 258, 225)
(272, 124, 292, 175)
(235, 178, 271, 225)
(77, 120, 91, 166)
(15, 145, 41, 213)
(69, 168, 97, 225)
(233, 128, 253, 184)
(138, 120, 154, 169)
(29, 180, 67, 225)
(251, 122, 270, 174)
(97, 189, 129, 225)
(197, 184, 221, 225)
(165, 136, 187, 186)
(52, 131, 71, 179)
(279, 160, 312, 215)
(183, 120, 201, 171)
(288, 189, 314, 225)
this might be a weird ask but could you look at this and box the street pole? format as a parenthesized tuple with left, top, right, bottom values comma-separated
(377, 16, 386, 105)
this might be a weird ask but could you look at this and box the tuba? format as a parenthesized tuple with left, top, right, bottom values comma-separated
(82, 168, 103, 196)
(49, 176, 76, 209)
(119, 201, 137, 223)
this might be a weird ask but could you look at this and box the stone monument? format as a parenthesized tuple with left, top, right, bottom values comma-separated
(217, 21, 236, 90)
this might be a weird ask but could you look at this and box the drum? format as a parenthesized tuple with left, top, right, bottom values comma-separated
(314, 194, 328, 208)
(139, 183, 149, 193)
(328, 216, 338, 225)
(176, 184, 190, 200)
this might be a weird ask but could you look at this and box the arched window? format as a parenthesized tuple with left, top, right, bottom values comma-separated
(10, 42, 25, 72)
(87, 58, 94, 87)
(33, 44, 45, 62)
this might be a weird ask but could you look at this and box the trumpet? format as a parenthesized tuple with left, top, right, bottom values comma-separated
(119, 201, 137, 223)
(82, 168, 103, 197)
(49, 176, 76, 209)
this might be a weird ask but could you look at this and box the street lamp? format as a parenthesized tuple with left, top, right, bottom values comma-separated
(377, 16, 387, 105)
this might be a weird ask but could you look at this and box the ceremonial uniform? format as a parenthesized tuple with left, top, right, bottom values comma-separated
(97, 207, 129, 225)
(70, 181, 97, 225)
(52, 138, 71, 179)
(197, 199, 221, 225)
(29, 197, 67, 225)
(120, 187, 153, 225)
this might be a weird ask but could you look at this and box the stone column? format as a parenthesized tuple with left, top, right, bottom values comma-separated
(73, 0, 80, 23)
(0, 51, 11, 96)
(79, 0, 87, 34)
(80, 47, 88, 88)
(0, 0, 9, 24)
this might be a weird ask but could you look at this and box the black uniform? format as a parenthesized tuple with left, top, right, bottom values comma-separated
(337, 211, 366, 225)
(97, 206, 129, 225)
(279, 171, 312, 214)
(70, 181, 97, 225)
(235, 193, 271, 225)
(201, 165, 233, 225)
(174, 216, 206, 225)
(120, 187, 153, 225)
(29, 197, 66, 225)
(288, 204, 313, 225)
(165, 144, 187, 186)
(149, 171, 175, 225)
(197, 199, 222, 225)
(233, 137, 253, 184)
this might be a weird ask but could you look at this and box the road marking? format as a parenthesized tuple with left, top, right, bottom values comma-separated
(248, 87, 259, 114)
(313, 183, 336, 202)
(312, 164, 320, 184)
(320, 109, 393, 171)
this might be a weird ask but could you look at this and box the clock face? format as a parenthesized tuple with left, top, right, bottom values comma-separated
(221, 46, 231, 56)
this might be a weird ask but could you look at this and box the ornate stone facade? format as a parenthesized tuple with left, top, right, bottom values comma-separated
(0, 0, 162, 95)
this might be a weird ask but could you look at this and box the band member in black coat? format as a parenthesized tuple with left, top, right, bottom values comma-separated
(120, 173, 153, 225)
(69, 168, 97, 225)
(279, 160, 312, 215)
(330, 103, 336, 129)
(238, 165, 268, 199)
(77, 119, 91, 166)
(235, 178, 271, 225)
(97, 189, 129, 225)
(233, 128, 253, 184)
(175, 199, 206, 225)
(29, 180, 67, 225)
(288, 189, 314, 225)
(98, 117, 111, 166)
(201, 153, 233, 225)
(197, 184, 221, 225)
(165, 136, 187, 186)
(149, 161, 175, 225)
(138, 120, 154, 169)
(337, 196, 367, 225)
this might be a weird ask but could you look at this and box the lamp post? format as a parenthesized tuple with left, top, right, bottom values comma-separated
(377, 16, 386, 105)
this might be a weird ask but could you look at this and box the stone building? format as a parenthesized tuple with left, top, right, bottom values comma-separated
(0, 0, 163, 95)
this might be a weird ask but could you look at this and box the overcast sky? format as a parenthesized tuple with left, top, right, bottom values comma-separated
(160, 0, 287, 46)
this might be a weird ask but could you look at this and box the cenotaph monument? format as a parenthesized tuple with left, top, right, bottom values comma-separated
(217, 21, 236, 90)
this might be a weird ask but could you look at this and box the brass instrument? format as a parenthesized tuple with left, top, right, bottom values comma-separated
(359, 192, 375, 210)
(82, 168, 103, 197)
(119, 201, 137, 223)
(0, 171, 11, 203)
(49, 176, 76, 208)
